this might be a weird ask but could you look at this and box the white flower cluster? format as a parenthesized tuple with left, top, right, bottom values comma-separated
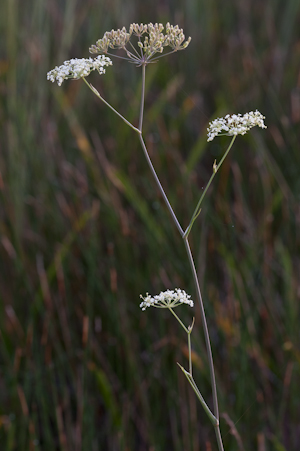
(140, 288, 194, 311)
(207, 110, 267, 142)
(47, 55, 112, 86)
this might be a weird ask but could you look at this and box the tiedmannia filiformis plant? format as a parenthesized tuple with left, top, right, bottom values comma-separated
(48, 22, 267, 451)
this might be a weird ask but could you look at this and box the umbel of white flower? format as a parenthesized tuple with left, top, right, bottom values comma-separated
(140, 289, 194, 311)
(47, 55, 112, 86)
(207, 110, 267, 142)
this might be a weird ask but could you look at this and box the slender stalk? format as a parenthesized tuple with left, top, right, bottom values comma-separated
(184, 236, 224, 451)
(167, 307, 189, 333)
(139, 64, 146, 131)
(188, 330, 192, 375)
(86, 63, 225, 451)
(137, 66, 184, 236)
(128, 40, 141, 59)
(183, 236, 219, 418)
(138, 135, 184, 236)
(104, 52, 139, 62)
(188, 317, 195, 376)
(136, 66, 224, 450)
(184, 135, 236, 238)
(149, 49, 177, 62)
(215, 426, 225, 451)
(178, 365, 217, 426)
(169, 309, 193, 379)
(217, 135, 236, 169)
(82, 78, 141, 134)
(138, 130, 225, 451)
(84, 70, 183, 235)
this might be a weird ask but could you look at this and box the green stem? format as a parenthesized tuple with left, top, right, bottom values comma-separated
(188, 317, 194, 376)
(184, 135, 236, 238)
(82, 78, 141, 134)
(169, 306, 193, 379)
(183, 237, 220, 418)
(137, 65, 184, 236)
(137, 70, 224, 449)
(188, 330, 192, 375)
(167, 307, 189, 333)
(215, 426, 225, 451)
(87, 64, 227, 451)
(178, 364, 217, 426)
(139, 64, 146, 131)
(139, 135, 184, 236)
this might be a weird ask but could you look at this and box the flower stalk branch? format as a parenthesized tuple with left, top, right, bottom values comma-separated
(184, 135, 236, 238)
(137, 60, 224, 450)
(178, 363, 217, 426)
(82, 78, 141, 134)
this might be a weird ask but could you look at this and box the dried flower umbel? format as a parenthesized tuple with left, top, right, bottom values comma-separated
(207, 110, 267, 142)
(89, 22, 191, 66)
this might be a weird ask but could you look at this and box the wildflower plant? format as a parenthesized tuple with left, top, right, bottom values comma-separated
(48, 22, 267, 451)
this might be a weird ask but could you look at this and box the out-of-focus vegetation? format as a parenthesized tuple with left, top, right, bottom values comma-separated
(1, 0, 300, 450)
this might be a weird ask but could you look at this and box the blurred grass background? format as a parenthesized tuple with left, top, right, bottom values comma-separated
(1, 0, 300, 450)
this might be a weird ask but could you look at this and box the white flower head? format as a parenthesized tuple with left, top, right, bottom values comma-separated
(140, 288, 194, 311)
(47, 55, 112, 86)
(207, 110, 267, 142)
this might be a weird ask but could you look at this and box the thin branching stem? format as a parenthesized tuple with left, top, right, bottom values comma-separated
(139, 64, 146, 131)
(183, 236, 219, 419)
(183, 237, 224, 451)
(123, 43, 141, 60)
(137, 66, 184, 236)
(136, 66, 224, 451)
(85, 62, 225, 451)
(135, 62, 222, 421)
(138, 135, 184, 236)
(187, 318, 195, 376)
(178, 364, 217, 425)
(149, 49, 178, 62)
(104, 52, 136, 62)
(123, 49, 141, 62)
(188, 330, 192, 375)
(184, 135, 236, 238)
(82, 78, 141, 134)
(128, 40, 141, 59)
(167, 307, 189, 333)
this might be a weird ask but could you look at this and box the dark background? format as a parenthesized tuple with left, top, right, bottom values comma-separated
(1, 0, 300, 450)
